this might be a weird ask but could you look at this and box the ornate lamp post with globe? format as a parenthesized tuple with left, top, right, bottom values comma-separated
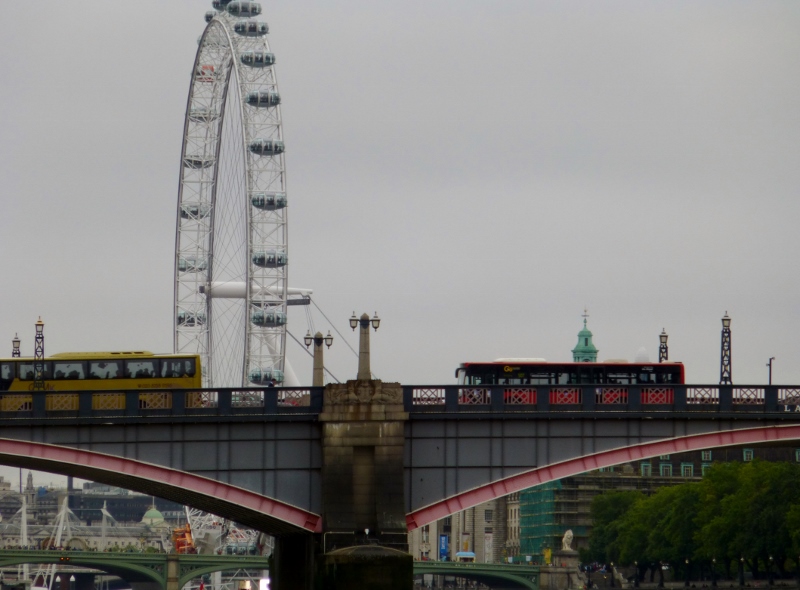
(305, 330, 333, 386)
(350, 312, 380, 380)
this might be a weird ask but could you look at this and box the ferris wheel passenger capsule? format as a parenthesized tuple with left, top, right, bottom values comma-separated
(251, 310, 288, 327)
(251, 192, 286, 210)
(177, 312, 207, 327)
(249, 139, 284, 155)
(204, 11, 216, 22)
(180, 204, 212, 220)
(211, 0, 233, 10)
(240, 51, 275, 68)
(178, 257, 208, 273)
(245, 91, 280, 107)
(234, 20, 268, 36)
(248, 368, 283, 385)
(227, 2, 261, 17)
(252, 250, 287, 268)
(188, 108, 219, 123)
(183, 156, 215, 169)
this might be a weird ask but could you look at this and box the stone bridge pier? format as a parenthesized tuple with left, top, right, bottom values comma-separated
(273, 367, 412, 590)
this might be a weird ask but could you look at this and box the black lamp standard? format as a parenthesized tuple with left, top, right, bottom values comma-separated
(350, 312, 380, 380)
(685, 558, 690, 588)
(711, 558, 717, 588)
(609, 563, 615, 588)
(767, 357, 775, 385)
(739, 557, 745, 587)
(304, 330, 333, 386)
(11, 334, 20, 358)
(634, 561, 640, 588)
(33, 318, 45, 391)
(796, 556, 800, 588)
(659, 329, 669, 363)
(720, 312, 732, 385)
(768, 556, 774, 586)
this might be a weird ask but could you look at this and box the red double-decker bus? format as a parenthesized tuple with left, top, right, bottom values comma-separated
(456, 359, 685, 386)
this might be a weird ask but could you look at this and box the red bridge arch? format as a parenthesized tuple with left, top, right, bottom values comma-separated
(0, 438, 321, 535)
(406, 424, 800, 530)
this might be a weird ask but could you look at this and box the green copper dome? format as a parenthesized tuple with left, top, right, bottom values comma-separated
(572, 316, 598, 362)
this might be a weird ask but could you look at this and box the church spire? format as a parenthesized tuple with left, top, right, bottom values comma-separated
(572, 309, 598, 362)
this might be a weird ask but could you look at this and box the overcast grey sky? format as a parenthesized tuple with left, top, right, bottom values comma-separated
(2, 0, 800, 442)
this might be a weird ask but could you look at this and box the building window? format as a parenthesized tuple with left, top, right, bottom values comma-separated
(795, 449, 800, 463)
(659, 454, 670, 460)
(701, 450, 712, 461)
(422, 525, 429, 543)
(660, 463, 672, 477)
(743, 449, 754, 462)
(640, 463, 652, 477)
(702, 463, 712, 476)
(681, 463, 694, 478)
(484, 509, 493, 522)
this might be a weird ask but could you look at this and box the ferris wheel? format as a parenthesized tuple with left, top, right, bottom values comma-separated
(175, 1, 303, 388)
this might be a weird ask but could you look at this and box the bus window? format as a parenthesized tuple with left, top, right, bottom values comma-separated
(89, 360, 121, 379)
(19, 362, 51, 381)
(606, 372, 632, 385)
(53, 362, 86, 380)
(0, 363, 13, 390)
(656, 371, 676, 384)
(161, 358, 195, 378)
(125, 360, 157, 378)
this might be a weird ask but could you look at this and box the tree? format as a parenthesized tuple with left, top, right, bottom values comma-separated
(587, 490, 643, 563)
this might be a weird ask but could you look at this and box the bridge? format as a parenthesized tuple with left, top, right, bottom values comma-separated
(413, 561, 540, 590)
(0, 550, 271, 590)
(1, 381, 799, 589)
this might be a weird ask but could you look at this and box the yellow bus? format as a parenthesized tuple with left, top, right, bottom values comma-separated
(0, 352, 201, 392)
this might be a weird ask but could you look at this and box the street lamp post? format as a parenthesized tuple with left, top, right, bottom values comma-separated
(609, 562, 615, 588)
(796, 556, 800, 588)
(768, 556, 774, 586)
(711, 558, 717, 588)
(720, 312, 732, 385)
(685, 558, 690, 588)
(33, 318, 45, 391)
(350, 312, 380, 380)
(739, 557, 745, 587)
(304, 330, 333, 387)
(634, 561, 640, 588)
(659, 329, 669, 363)
(767, 357, 775, 385)
(11, 334, 20, 358)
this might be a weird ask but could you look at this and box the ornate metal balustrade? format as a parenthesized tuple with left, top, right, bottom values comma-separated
(403, 384, 800, 417)
(2, 384, 800, 423)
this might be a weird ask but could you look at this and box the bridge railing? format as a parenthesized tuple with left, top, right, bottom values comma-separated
(0, 387, 324, 420)
(403, 385, 800, 415)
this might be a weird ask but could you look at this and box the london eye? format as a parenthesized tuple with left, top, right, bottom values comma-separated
(174, 1, 293, 387)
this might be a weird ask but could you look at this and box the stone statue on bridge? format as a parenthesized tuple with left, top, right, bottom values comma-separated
(561, 529, 574, 551)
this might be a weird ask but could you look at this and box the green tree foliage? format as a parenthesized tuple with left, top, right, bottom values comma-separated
(587, 490, 643, 563)
(587, 460, 800, 579)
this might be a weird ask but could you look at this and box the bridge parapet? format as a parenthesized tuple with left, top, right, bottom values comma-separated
(403, 384, 800, 416)
(0, 387, 323, 422)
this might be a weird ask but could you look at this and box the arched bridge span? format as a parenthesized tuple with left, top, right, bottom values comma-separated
(0, 550, 272, 590)
(0, 439, 320, 535)
(406, 423, 800, 530)
(414, 561, 539, 590)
